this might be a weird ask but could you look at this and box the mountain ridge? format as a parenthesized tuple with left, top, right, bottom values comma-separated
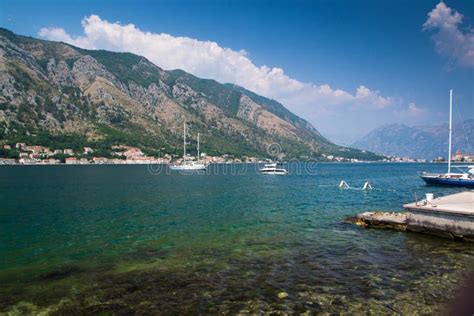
(352, 119, 474, 160)
(0, 27, 381, 160)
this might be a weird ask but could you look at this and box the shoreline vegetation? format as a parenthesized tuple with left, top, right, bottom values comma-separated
(0, 159, 432, 166)
(0, 142, 430, 166)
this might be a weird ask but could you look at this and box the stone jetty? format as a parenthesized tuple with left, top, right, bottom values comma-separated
(349, 190, 474, 241)
(350, 211, 407, 230)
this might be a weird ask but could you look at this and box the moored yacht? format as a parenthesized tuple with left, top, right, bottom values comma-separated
(420, 166, 474, 187)
(259, 163, 288, 175)
(169, 161, 207, 171)
(170, 123, 208, 171)
(420, 90, 474, 187)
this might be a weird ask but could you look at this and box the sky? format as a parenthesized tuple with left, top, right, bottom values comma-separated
(1, 0, 473, 144)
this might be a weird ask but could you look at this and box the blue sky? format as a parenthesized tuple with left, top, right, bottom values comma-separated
(1, 0, 473, 144)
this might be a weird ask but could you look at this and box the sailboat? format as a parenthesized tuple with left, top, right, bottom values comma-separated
(169, 122, 208, 171)
(420, 90, 474, 187)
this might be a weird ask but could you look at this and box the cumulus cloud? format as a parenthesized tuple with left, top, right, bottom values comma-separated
(38, 15, 393, 114)
(38, 27, 74, 43)
(423, 2, 474, 68)
(355, 86, 393, 109)
(393, 102, 427, 118)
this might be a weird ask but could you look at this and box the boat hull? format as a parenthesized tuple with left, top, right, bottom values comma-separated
(420, 175, 474, 187)
(259, 163, 288, 175)
(169, 164, 207, 171)
(260, 170, 288, 175)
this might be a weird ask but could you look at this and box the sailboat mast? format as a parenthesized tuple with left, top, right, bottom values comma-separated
(197, 133, 200, 163)
(183, 122, 186, 159)
(448, 90, 453, 174)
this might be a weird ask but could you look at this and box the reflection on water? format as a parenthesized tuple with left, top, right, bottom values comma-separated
(0, 163, 473, 313)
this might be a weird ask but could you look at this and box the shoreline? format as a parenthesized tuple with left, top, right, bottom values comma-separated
(0, 161, 458, 166)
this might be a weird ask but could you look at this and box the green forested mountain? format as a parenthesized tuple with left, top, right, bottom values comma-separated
(0, 27, 381, 160)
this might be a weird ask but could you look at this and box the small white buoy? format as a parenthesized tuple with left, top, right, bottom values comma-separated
(339, 180, 349, 189)
(362, 181, 373, 190)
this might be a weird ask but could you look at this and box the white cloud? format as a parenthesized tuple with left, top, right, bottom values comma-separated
(393, 102, 427, 118)
(38, 15, 393, 114)
(355, 86, 393, 109)
(38, 27, 74, 43)
(423, 2, 474, 68)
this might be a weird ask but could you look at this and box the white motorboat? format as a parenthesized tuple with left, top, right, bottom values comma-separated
(170, 123, 208, 171)
(259, 163, 288, 175)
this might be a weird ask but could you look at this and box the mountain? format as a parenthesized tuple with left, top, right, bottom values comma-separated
(0, 28, 380, 160)
(352, 120, 474, 160)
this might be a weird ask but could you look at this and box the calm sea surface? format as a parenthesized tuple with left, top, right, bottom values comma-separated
(1, 163, 473, 314)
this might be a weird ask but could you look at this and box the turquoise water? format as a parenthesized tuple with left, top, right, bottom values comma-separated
(1, 163, 473, 314)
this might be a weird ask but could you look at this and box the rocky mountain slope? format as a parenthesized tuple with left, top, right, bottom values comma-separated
(0, 27, 381, 160)
(352, 120, 474, 160)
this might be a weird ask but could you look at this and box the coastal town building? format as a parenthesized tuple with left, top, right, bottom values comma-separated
(0, 158, 16, 165)
(453, 150, 474, 162)
(126, 156, 153, 164)
(65, 157, 78, 164)
(40, 158, 59, 164)
(25, 146, 49, 154)
(92, 157, 109, 164)
(111, 146, 145, 158)
(19, 158, 38, 164)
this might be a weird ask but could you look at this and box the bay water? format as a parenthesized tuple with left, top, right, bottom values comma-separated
(1, 163, 473, 314)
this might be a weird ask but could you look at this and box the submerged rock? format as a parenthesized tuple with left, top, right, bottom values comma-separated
(37, 265, 84, 281)
(346, 212, 407, 231)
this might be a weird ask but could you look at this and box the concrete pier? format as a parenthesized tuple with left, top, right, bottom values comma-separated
(349, 191, 474, 241)
(403, 190, 474, 241)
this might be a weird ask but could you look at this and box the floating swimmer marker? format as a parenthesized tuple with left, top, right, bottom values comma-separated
(362, 181, 373, 190)
(331, 181, 395, 192)
(339, 180, 350, 189)
(339, 180, 373, 191)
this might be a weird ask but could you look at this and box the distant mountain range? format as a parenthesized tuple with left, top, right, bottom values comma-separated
(352, 119, 474, 160)
(0, 27, 380, 160)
